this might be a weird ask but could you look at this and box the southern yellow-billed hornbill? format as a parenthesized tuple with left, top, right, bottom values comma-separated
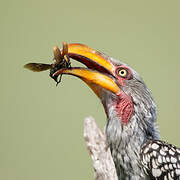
(52, 43, 180, 180)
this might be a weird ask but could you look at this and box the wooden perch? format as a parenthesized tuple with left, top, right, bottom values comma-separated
(84, 116, 118, 180)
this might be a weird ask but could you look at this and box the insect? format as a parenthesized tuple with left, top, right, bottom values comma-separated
(24, 42, 71, 85)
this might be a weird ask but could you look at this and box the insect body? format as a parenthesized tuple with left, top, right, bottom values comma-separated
(24, 42, 71, 85)
(50, 43, 71, 85)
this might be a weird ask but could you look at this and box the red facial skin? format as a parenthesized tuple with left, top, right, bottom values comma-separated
(114, 66, 134, 125)
(116, 91, 134, 124)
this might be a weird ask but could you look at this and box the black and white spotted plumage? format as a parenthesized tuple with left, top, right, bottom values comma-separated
(140, 140, 180, 179)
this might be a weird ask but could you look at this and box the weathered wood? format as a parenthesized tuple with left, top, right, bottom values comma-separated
(84, 116, 118, 180)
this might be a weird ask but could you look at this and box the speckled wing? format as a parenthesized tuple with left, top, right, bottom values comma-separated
(140, 140, 180, 179)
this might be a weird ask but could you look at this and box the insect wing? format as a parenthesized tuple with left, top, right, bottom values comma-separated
(24, 63, 52, 72)
(53, 46, 62, 64)
(61, 42, 68, 57)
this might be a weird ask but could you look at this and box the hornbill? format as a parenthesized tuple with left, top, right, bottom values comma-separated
(54, 43, 180, 180)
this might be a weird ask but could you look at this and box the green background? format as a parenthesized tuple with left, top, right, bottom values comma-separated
(1, 0, 180, 179)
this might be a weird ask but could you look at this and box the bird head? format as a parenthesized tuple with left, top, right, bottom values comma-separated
(54, 43, 157, 128)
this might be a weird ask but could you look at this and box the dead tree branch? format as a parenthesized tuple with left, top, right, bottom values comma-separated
(84, 116, 118, 180)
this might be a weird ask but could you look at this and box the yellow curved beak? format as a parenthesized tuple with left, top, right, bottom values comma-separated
(54, 43, 120, 98)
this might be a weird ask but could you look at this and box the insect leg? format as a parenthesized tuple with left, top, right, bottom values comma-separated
(56, 74, 62, 86)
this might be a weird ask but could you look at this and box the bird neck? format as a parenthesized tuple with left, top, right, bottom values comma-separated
(102, 90, 160, 142)
(101, 90, 160, 179)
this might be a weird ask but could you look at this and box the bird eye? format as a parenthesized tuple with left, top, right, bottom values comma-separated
(118, 69, 128, 78)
